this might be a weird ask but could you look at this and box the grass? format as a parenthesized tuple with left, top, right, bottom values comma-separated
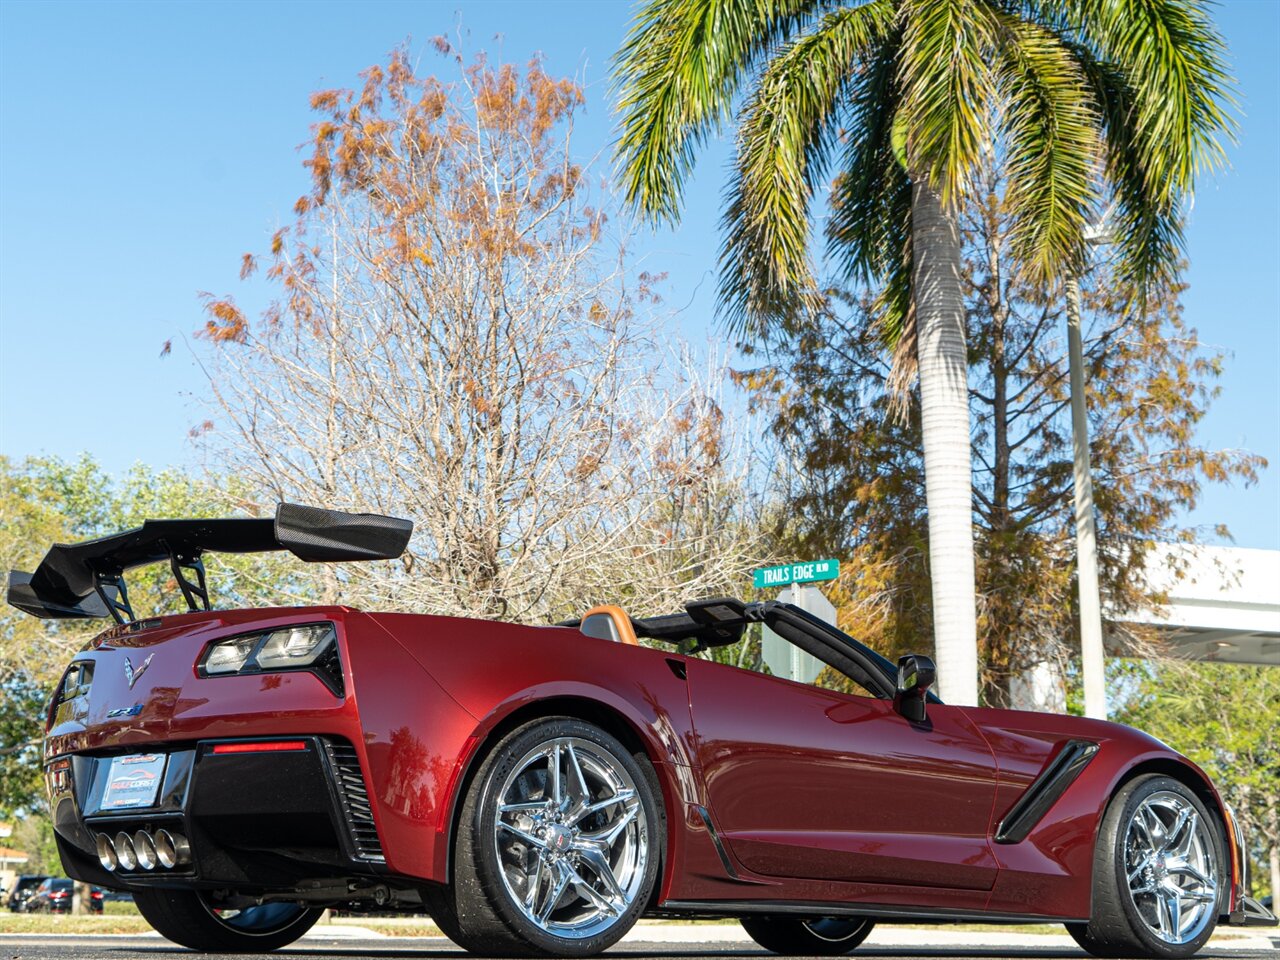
(325, 917, 444, 937)
(0, 913, 156, 935)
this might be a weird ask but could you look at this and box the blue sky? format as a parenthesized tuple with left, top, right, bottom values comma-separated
(1, 0, 1276, 549)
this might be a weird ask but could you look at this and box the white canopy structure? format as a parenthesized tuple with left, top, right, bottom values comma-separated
(1116, 544, 1280, 666)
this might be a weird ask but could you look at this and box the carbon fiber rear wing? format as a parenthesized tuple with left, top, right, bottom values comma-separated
(6, 503, 412, 623)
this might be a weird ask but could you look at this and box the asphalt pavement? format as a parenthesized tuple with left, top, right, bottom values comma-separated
(1, 934, 1277, 960)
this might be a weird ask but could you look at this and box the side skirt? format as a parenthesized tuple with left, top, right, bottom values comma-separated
(657, 900, 1086, 924)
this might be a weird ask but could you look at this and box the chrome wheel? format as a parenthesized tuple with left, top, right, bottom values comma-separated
(492, 735, 647, 941)
(1123, 790, 1219, 945)
(132, 887, 321, 952)
(199, 894, 312, 935)
(803, 918, 871, 943)
(740, 915, 875, 955)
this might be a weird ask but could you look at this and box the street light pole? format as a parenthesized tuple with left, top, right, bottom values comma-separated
(1065, 272, 1107, 720)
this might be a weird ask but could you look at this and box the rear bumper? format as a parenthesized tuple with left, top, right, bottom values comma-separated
(48, 735, 387, 893)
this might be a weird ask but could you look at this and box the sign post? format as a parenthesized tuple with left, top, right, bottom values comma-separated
(755, 559, 840, 684)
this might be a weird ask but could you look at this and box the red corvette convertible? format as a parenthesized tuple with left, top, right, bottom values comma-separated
(10, 505, 1274, 957)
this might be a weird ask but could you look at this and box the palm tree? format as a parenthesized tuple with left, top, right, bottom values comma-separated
(613, 0, 1233, 704)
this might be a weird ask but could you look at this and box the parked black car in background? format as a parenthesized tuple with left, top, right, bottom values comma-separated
(5, 874, 49, 912)
(23, 878, 103, 914)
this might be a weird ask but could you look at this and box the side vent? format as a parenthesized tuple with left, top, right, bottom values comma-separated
(322, 738, 385, 862)
(995, 739, 1099, 844)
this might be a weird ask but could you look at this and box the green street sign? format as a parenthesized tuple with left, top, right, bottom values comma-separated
(753, 559, 840, 590)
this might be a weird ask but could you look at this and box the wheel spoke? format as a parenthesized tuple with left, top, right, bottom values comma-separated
(1141, 804, 1167, 847)
(1165, 889, 1182, 939)
(548, 744, 562, 806)
(498, 821, 547, 849)
(1130, 807, 1155, 849)
(566, 744, 591, 802)
(524, 857, 546, 910)
(571, 788, 636, 825)
(577, 845, 627, 906)
(1128, 856, 1151, 883)
(536, 864, 571, 924)
(499, 800, 548, 814)
(1167, 859, 1213, 890)
(1163, 807, 1193, 853)
(593, 802, 639, 845)
(1155, 893, 1173, 938)
(567, 863, 621, 917)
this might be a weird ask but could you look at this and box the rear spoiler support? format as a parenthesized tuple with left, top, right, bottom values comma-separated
(7, 503, 413, 624)
(94, 573, 136, 624)
(170, 553, 210, 614)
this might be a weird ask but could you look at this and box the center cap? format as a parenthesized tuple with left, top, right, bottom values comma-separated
(547, 824, 573, 853)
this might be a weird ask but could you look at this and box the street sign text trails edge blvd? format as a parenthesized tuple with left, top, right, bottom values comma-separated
(753, 559, 840, 590)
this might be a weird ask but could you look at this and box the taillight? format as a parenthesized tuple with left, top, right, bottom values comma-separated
(197, 623, 344, 695)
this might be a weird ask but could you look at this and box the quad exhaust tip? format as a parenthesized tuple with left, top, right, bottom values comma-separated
(95, 829, 190, 872)
(95, 833, 117, 871)
(154, 829, 191, 869)
(133, 830, 158, 870)
(113, 832, 136, 871)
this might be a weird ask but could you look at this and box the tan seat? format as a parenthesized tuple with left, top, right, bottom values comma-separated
(578, 605, 640, 646)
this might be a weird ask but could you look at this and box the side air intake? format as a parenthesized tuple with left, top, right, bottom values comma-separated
(323, 738, 385, 862)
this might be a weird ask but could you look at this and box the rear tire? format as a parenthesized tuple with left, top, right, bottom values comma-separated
(1072, 775, 1225, 959)
(132, 888, 321, 952)
(740, 916, 875, 955)
(432, 717, 663, 957)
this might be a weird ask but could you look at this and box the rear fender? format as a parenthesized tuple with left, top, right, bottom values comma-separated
(432, 681, 703, 896)
(361, 613, 713, 896)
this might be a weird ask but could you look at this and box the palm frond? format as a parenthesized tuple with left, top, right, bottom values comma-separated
(991, 10, 1101, 283)
(1073, 45, 1185, 301)
(718, 1, 896, 338)
(1054, 0, 1237, 202)
(613, 0, 827, 224)
(877, 239, 919, 419)
(827, 29, 908, 286)
(897, 0, 996, 205)
(823, 31, 917, 410)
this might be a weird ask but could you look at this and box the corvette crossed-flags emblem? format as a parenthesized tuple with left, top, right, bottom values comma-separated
(124, 654, 154, 689)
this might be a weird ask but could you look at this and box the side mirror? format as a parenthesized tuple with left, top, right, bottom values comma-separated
(895, 654, 936, 723)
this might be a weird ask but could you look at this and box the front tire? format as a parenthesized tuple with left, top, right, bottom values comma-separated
(741, 916, 875, 955)
(1071, 775, 1225, 959)
(431, 717, 663, 957)
(132, 888, 321, 952)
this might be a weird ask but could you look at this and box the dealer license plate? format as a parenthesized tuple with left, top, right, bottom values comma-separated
(101, 753, 166, 810)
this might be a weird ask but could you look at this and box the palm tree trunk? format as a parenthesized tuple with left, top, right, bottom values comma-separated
(910, 179, 979, 705)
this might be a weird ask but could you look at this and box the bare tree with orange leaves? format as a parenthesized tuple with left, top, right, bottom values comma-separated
(196, 46, 767, 622)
